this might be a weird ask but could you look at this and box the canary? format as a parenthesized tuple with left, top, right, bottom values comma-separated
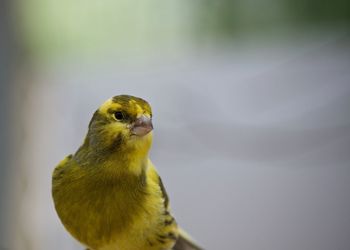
(52, 95, 202, 250)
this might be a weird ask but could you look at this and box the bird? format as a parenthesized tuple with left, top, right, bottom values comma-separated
(52, 95, 203, 250)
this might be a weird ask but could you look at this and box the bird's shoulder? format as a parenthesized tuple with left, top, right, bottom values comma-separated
(52, 155, 73, 180)
(52, 154, 85, 186)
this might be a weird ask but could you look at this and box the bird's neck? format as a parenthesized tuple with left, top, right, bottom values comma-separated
(74, 138, 150, 178)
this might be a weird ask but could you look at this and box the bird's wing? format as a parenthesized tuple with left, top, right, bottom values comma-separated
(147, 161, 204, 250)
(173, 228, 204, 250)
(52, 154, 73, 183)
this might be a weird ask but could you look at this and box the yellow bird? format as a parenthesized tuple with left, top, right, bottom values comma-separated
(52, 95, 202, 250)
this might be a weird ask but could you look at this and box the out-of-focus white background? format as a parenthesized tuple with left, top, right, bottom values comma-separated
(0, 1, 350, 250)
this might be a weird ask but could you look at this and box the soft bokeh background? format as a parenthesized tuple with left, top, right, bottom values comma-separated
(1, 0, 350, 249)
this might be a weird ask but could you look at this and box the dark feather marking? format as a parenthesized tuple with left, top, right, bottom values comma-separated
(157, 234, 166, 239)
(108, 133, 123, 152)
(167, 232, 177, 240)
(106, 108, 115, 114)
(158, 176, 169, 208)
(140, 166, 147, 188)
(147, 239, 153, 246)
(112, 95, 148, 109)
(164, 217, 175, 226)
(88, 110, 102, 128)
(157, 239, 165, 244)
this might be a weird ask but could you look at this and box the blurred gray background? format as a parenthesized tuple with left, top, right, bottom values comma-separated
(1, 0, 350, 249)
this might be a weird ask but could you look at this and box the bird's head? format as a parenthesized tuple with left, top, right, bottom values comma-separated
(84, 95, 153, 164)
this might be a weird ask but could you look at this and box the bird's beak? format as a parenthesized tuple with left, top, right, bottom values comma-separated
(131, 115, 153, 136)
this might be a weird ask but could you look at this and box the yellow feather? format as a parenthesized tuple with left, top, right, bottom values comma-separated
(52, 95, 200, 250)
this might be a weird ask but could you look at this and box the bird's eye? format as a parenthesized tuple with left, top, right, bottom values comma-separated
(114, 111, 124, 121)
